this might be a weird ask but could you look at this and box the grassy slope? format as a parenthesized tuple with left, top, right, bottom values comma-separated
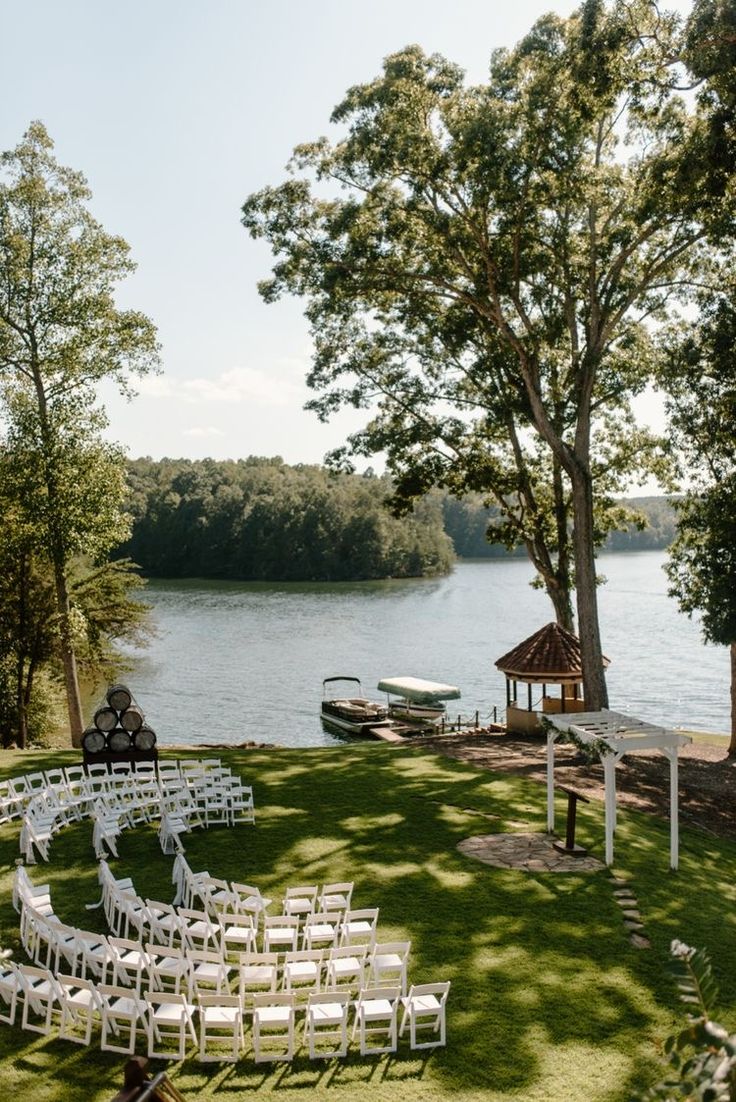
(0, 744, 734, 1102)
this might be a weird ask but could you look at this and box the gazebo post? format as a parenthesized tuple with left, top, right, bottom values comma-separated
(546, 729, 557, 833)
(602, 754, 616, 866)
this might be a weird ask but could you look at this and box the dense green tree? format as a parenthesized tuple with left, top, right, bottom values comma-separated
(242, 1, 725, 709)
(663, 283, 736, 753)
(118, 457, 454, 581)
(0, 123, 159, 745)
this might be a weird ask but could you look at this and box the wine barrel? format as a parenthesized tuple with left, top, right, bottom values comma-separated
(133, 725, 157, 751)
(107, 728, 132, 752)
(120, 705, 144, 734)
(107, 684, 132, 712)
(94, 706, 118, 732)
(82, 727, 106, 754)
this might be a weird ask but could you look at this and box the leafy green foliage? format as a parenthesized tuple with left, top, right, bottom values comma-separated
(0, 122, 160, 743)
(637, 942, 736, 1101)
(118, 457, 454, 581)
(243, 1, 730, 704)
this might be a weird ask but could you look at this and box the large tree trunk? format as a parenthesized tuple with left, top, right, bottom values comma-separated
(730, 642, 736, 756)
(52, 562, 84, 748)
(571, 467, 609, 711)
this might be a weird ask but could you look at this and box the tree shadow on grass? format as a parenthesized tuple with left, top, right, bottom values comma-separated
(0, 743, 733, 1100)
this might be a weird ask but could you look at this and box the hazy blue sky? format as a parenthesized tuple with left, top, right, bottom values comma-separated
(1, 0, 693, 466)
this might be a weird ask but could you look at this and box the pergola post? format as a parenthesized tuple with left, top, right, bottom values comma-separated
(602, 754, 616, 866)
(665, 747, 679, 871)
(546, 729, 557, 833)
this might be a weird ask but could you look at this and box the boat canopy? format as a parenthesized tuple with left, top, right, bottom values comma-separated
(376, 677, 461, 703)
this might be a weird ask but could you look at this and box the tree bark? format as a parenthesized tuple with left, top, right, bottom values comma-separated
(730, 642, 736, 756)
(571, 467, 609, 711)
(53, 563, 84, 748)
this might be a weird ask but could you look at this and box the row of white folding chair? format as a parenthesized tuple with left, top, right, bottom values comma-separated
(0, 958, 237, 1062)
(237, 942, 411, 997)
(261, 907, 379, 954)
(3, 758, 233, 824)
(243, 981, 451, 1061)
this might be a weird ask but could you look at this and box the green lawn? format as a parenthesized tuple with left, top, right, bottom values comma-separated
(0, 743, 734, 1101)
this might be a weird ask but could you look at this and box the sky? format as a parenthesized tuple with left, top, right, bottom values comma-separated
(1, 0, 695, 469)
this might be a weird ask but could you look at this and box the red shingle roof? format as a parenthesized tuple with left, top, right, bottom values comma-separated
(495, 622, 610, 682)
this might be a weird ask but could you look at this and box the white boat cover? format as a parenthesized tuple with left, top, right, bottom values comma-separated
(376, 677, 461, 703)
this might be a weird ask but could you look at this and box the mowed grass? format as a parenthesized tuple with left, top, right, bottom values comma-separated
(0, 743, 734, 1102)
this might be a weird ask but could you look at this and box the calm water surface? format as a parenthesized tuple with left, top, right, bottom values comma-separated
(124, 552, 730, 747)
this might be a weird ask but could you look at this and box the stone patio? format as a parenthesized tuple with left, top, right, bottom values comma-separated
(457, 831, 605, 872)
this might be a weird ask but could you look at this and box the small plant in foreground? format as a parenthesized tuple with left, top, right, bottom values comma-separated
(637, 941, 736, 1101)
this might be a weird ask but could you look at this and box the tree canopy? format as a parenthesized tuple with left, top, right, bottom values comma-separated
(242, 0, 732, 709)
(0, 122, 160, 745)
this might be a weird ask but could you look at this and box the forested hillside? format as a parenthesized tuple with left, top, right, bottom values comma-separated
(117, 459, 677, 581)
(118, 457, 454, 581)
(441, 494, 677, 558)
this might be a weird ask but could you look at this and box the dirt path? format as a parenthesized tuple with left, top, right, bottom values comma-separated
(420, 732, 736, 842)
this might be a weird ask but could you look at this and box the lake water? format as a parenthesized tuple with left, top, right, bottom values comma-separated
(122, 551, 730, 747)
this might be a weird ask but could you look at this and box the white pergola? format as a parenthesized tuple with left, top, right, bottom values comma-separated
(545, 710, 692, 869)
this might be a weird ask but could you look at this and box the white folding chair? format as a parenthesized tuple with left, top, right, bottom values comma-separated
(145, 900, 183, 948)
(146, 943, 189, 995)
(109, 937, 149, 992)
(231, 883, 271, 925)
(302, 912, 340, 952)
(304, 990, 350, 1059)
(238, 952, 280, 1006)
(197, 993, 244, 1062)
(319, 882, 353, 912)
(340, 908, 379, 949)
(352, 986, 401, 1055)
(219, 912, 257, 958)
(282, 950, 324, 995)
(399, 981, 450, 1049)
(369, 941, 411, 995)
(186, 949, 232, 1001)
(145, 991, 197, 1061)
(252, 992, 296, 1063)
(57, 974, 102, 1045)
(19, 964, 60, 1035)
(263, 915, 301, 954)
(228, 782, 255, 825)
(0, 960, 22, 1025)
(99, 984, 148, 1055)
(327, 944, 368, 990)
(179, 908, 221, 954)
(283, 885, 317, 919)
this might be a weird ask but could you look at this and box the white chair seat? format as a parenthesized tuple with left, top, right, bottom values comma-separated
(202, 1005, 240, 1026)
(152, 1001, 189, 1025)
(309, 1002, 345, 1026)
(361, 997, 394, 1020)
(285, 962, 318, 982)
(258, 1005, 292, 1026)
(109, 995, 139, 1016)
(407, 993, 441, 1013)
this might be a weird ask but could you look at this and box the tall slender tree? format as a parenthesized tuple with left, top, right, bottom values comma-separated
(0, 123, 159, 745)
(243, 1, 723, 709)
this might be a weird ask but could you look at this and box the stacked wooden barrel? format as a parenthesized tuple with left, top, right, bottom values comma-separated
(82, 685, 158, 769)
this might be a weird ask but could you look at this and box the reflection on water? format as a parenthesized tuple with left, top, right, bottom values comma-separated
(121, 553, 730, 748)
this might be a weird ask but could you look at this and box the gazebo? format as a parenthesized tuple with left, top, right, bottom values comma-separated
(545, 710, 692, 869)
(495, 623, 610, 735)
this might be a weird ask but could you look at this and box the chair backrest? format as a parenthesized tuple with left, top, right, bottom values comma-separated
(407, 981, 450, 1003)
(252, 991, 295, 1008)
(320, 882, 354, 907)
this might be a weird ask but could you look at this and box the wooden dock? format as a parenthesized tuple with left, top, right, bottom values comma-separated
(370, 726, 407, 743)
